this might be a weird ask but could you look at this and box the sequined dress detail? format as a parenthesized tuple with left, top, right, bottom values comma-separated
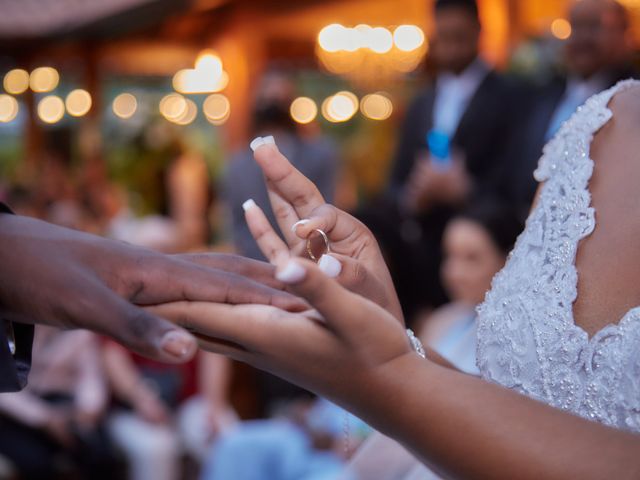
(476, 80, 640, 432)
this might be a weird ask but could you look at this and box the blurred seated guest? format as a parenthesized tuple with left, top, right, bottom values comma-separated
(108, 126, 211, 253)
(343, 201, 522, 480)
(201, 398, 370, 480)
(0, 327, 118, 480)
(502, 0, 638, 218)
(221, 69, 339, 415)
(360, 0, 521, 322)
(104, 344, 237, 480)
(222, 69, 338, 262)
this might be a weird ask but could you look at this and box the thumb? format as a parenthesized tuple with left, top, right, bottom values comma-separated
(317, 253, 404, 323)
(80, 283, 198, 363)
(274, 257, 373, 336)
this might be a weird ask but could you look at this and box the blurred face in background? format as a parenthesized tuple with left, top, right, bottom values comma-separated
(432, 6, 481, 74)
(441, 218, 506, 306)
(566, 0, 628, 78)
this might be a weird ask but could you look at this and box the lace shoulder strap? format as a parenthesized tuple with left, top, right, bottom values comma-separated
(534, 79, 639, 183)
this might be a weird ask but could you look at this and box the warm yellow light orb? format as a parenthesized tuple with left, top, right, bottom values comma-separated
(393, 25, 425, 52)
(65, 89, 92, 117)
(30, 67, 59, 93)
(368, 27, 393, 54)
(361, 93, 393, 120)
(4, 69, 30, 95)
(290, 97, 318, 124)
(325, 91, 358, 123)
(37, 95, 65, 124)
(173, 98, 198, 125)
(195, 51, 223, 77)
(551, 18, 572, 40)
(203, 94, 230, 122)
(0, 94, 19, 122)
(318, 24, 347, 52)
(160, 93, 188, 121)
(113, 93, 138, 119)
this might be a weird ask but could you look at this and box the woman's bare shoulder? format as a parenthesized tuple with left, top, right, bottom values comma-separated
(608, 83, 640, 122)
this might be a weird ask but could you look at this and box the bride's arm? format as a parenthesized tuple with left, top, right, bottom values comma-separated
(148, 259, 640, 480)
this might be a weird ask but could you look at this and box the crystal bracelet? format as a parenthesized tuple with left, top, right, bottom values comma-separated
(406, 329, 426, 359)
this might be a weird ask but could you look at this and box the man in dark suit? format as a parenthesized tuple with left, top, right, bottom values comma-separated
(361, 0, 520, 321)
(0, 204, 302, 393)
(503, 0, 638, 217)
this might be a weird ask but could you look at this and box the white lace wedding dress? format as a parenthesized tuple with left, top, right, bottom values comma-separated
(477, 79, 640, 432)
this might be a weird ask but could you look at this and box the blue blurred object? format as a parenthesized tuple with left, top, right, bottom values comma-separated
(426, 129, 451, 169)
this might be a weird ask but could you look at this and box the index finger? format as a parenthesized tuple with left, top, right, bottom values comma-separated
(252, 139, 325, 230)
(126, 254, 309, 312)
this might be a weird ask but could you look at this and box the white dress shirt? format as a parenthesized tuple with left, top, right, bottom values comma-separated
(432, 58, 490, 137)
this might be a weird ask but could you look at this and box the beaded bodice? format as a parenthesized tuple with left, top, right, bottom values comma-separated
(476, 80, 640, 432)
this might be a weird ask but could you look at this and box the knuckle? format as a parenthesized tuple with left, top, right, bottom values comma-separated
(351, 261, 369, 287)
(273, 203, 292, 220)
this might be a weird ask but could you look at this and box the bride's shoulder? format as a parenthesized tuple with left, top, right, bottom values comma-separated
(592, 81, 640, 157)
(609, 81, 640, 114)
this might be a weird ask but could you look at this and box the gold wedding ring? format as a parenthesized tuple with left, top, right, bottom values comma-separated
(306, 228, 331, 262)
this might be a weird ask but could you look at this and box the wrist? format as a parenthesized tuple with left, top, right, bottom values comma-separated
(342, 351, 429, 434)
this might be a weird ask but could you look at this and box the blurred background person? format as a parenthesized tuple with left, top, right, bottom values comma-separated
(359, 0, 522, 325)
(103, 344, 237, 480)
(221, 69, 340, 417)
(343, 200, 523, 480)
(201, 398, 370, 480)
(221, 69, 339, 262)
(501, 0, 639, 218)
(107, 126, 212, 253)
(0, 328, 118, 480)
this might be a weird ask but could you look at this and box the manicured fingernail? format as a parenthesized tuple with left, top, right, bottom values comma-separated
(262, 135, 276, 147)
(318, 254, 342, 278)
(242, 199, 257, 212)
(161, 331, 195, 359)
(276, 260, 307, 284)
(250, 137, 265, 152)
(291, 219, 310, 233)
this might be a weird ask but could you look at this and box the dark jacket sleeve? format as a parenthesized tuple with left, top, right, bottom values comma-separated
(0, 202, 35, 392)
(387, 92, 431, 203)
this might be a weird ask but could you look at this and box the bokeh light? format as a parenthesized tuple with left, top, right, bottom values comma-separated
(30, 67, 60, 93)
(160, 93, 188, 121)
(0, 94, 19, 123)
(290, 97, 318, 124)
(361, 92, 393, 120)
(323, 91, 358, 122)
(174, 50, 227, 94)
(173, 98, 198, 125)
(37, 95, 65, 124)
(203, 94, 230, 124)
(551, 18, 572, 40)
(368, 27, 393, 54)
(65, 89, 92, 117)
(112, 93, 138, 119)
(318, 24, 347, 52)
(393, 25, 425, 52)
(195, 50, 223, 78)
(3, 69, 30, 95)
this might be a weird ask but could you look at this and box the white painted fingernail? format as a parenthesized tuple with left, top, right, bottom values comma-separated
(276, 260, 306, 284)
(262, 135, 275, 145)
(318, 254, 342, 278)
(250, 137, 265, 152)
(242, 199, 257, 212)
(291, 219, 310, 233)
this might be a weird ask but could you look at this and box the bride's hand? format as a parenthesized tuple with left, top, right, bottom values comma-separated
(246, 137, 403, 321)
(145, 257, 414, 409)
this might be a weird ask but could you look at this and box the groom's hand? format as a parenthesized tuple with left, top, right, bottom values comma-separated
(0, 213, 306, 363)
